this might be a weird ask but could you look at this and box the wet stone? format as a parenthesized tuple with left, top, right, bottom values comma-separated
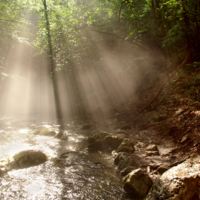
(88, 132, 109, 144)
(123, 168, 152, 198)
(7, 150, 47, 170)
(31, 129, 56, 137)
(118, 156, 138, 170)
(87, 132, 123, 151)
(80, 123, 92, 130)
(121, 124, 131, 130)
(145, 155, 200, 200)
(104, 136, 123, 149)
(156, 166, 169, 174)
(120, 166, 136, 176)
(115, 129, 127, 135)
(180, 134, 189, 143)
(114, 152, 129, 165)
(146, 144, 158, 151)
(117, 138, 134, 153)
(135, 142, 145, 149)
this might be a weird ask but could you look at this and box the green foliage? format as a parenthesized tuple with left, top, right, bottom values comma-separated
(0, 0, 199, 99)
(186, 62, 200, 72)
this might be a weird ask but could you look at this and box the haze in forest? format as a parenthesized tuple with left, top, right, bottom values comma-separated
(0, 0, 199, 122)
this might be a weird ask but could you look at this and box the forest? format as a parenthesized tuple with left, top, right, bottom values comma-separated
(0, 0, 200, 199)
(0, 0, 199, 119)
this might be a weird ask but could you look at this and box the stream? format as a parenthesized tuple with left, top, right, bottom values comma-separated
(0, 116, 133, 200)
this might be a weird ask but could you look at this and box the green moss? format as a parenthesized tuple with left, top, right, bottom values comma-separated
(14, 156, 21, 162)
(31, 130, 40, 135)
(31, 129, 56, 136)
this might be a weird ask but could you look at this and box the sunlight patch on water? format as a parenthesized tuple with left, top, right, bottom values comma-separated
(68, 136, 77, 142)
(42, 124, 52, 129)
(24, 179, 46, 197)
(68, 146, 76, 151)
(0, 141, 30, 158)
(19, 129, 29, 134)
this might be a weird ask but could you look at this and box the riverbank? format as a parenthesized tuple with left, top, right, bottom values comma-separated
(83, 67, 200, 199)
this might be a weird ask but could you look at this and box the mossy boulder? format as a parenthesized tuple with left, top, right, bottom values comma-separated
(87, 132, 123, 151)
(117, 138, 135, 153)
(118, 155, 138, 170)
(121, 124, 131, 130)
(88, 132, 109, 143)
(114, 152, 139, 171)
(81, 123, 93, 130)
(104, 136, 124, 149)
(123, 168, 152, 198)
(31, 130, 56, 137)
(6, 150, 47, 170)
(114, 152, 129, 165)
(121, 166, 137, 176)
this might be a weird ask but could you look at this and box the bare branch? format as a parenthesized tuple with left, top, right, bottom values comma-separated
(0, 19, 25, 24)
(119, 1, 125, 23)
(90, 27, 149, 51)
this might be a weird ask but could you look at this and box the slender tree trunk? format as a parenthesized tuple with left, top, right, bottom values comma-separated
(42, 0, 64, 131)
(151, 0, 158, 32)
(180, 0, 192, 50)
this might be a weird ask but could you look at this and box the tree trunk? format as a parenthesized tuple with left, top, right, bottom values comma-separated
(42, 0, 64, 131)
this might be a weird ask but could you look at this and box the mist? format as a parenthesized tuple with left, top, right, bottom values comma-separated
(0, 4, 163, 124)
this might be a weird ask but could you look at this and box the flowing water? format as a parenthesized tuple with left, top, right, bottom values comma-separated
(0, 116, 133, 200)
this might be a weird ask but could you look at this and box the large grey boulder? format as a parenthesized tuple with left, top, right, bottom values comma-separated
(6, 150, 47, 170)
(123, 168, 152, 198)
(145, 155, 200, 200)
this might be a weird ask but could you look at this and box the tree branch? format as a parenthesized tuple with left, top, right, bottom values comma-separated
(90, 27, 149, 51)
(119, 1, 126, 23)
(0, 19, 25, 24)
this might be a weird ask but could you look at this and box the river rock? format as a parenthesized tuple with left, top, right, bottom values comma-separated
(55, 131, 64, 139)
(88, 132, 109, 143)
(123, 168, 152, 198)
(81, 123, 92, 130)
(121, 124, 131, 130)
(146, 144, 158, 151)
(121, 166, 136, 176)
(118, 155, 137, 170)
(7, 150, 47, 170)
(32, 130, 56, 136)
(135, 142, 145, 149)
(87, 132, 123, 151)
(145, 155, 200, 200)
(114, 152, 129, 165)
(114, 152, 138, 170)
(115, 133, 126, 139)
(145, 151, 160, 156)
(117, 138, 134, 153)
(155, 166, 169, 174)
(104, 136, 123, 149)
